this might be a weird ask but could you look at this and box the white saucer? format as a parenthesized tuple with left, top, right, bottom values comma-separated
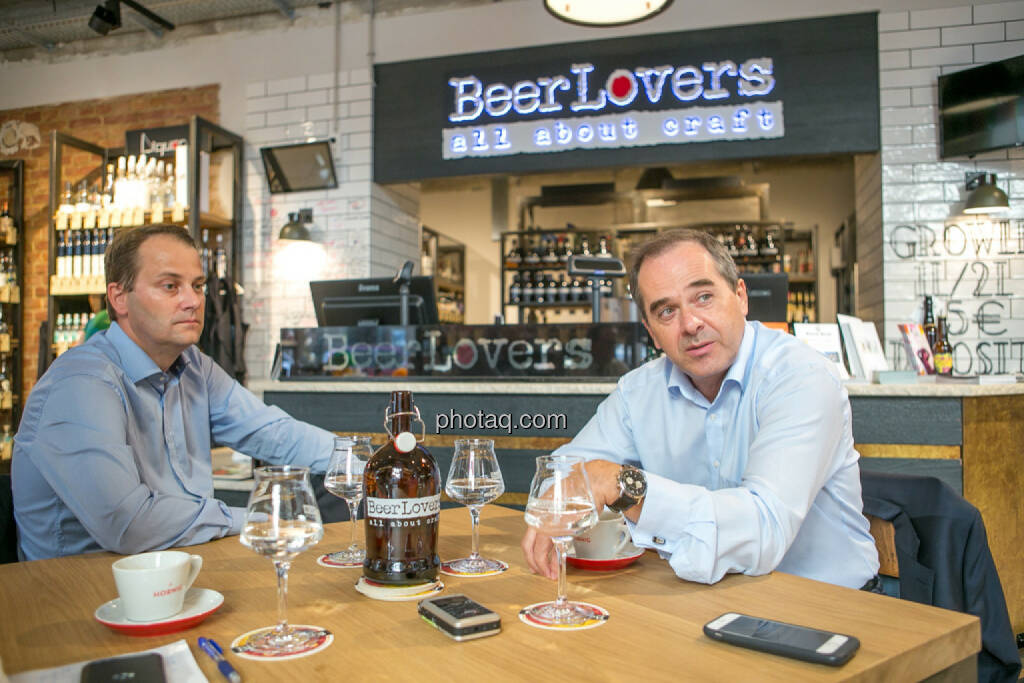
(95, 587, 224, 636)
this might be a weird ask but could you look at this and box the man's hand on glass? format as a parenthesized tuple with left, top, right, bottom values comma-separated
(520, 459, 632, 579)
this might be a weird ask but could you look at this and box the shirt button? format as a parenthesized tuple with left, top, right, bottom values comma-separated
(714, 460, 720, 468)
(709, 414, 716, 422)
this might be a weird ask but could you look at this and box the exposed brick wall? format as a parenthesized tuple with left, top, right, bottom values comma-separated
(0, 85, 219, 400)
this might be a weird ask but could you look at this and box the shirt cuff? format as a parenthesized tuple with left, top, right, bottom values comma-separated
(629, 471, 713, 550)
(228, 506, 246, 536)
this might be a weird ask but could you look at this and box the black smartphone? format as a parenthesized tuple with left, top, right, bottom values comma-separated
(80, 652, 167, 683)
(418, 594, 501, 641)
(703, 612, 860, 666)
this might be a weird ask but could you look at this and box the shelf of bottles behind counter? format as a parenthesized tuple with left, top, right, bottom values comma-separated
(51, 153, 227, 296)
(505, 234, 617, 306)
(0, 201, 15, 462)
(51, 153, 228, 358)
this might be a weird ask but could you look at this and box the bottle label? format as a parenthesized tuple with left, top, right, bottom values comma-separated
(366, 495, 441, 526)
(933, 352, 953, 374)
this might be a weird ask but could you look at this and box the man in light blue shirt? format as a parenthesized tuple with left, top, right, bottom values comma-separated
(522, 229, 879, 589)
(13, 224, 336, 560)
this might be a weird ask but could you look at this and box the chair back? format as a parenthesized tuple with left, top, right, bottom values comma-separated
(865, 513, 899, 577)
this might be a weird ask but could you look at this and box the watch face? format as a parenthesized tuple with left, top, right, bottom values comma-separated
(621, 467, 646, 499)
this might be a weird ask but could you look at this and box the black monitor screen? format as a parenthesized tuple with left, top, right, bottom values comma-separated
(261, 140, 339, 193)
(741, 272, 788, 323)
(311, 276, 439, 326)
(938, 54, 1024, 158)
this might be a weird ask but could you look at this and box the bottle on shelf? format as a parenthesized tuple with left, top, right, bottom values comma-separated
(505, 237, 522, 268)
(761, 230, 779, 256)
(558, 235, 571, 263)
(0, 425, 12, 462)
(0, 200, 14, 244)
(534, 272, 546, 304)
(922, 295, 937, 350)
(597, 235, 611, 257)
(524, 236, 541, 265)
(579, 236, 592, 256)
(508, 272, 521, 304)
(571, 276, 584, 302)
(543, 237, 559, 264)
(58, 181, 74, 215)
(200, 229, 211, 276)
(363, 390, 440, 585)
(558, 274, 570, 302)
(932, 316, 953, 375)
(214, 233, 227, 279)
(521, 271, 535, 303)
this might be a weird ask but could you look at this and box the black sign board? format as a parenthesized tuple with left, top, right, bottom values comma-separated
(125, 125, 188, 159)
(278, 323, 649, 379)
(374, 12, 879, 183)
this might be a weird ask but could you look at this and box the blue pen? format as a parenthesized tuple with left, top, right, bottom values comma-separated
(197, 637, 242, 683)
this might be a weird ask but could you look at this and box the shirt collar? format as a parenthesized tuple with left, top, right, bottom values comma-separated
(104, 321, 189, 383)
(666, 321, 757, 405)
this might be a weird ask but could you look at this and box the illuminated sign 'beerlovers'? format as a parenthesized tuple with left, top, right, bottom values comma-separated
(443, 58, 783, 159)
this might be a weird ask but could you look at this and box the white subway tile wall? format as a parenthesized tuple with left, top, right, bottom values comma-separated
(243, 68, 420, 379)
(875, 2, 1024, 375)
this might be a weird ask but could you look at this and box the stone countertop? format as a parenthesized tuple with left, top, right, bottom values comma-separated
(249, 378, 1024, 398)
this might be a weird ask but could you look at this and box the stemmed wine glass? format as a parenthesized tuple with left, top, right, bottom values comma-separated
(444, 438, 506, 574)
(523, 454, 600, 627)
(324, 436, 371, 564)
(239, 465, 324, 655)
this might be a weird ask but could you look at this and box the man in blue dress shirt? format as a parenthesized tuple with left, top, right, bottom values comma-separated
(522, 229, 879, 589)
(13, 224, 336, 560)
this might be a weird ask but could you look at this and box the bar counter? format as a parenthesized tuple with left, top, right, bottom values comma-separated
(249, 378, 1024, 635)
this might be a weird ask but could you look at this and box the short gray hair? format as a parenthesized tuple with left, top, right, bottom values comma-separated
(627, 229, 739, 319)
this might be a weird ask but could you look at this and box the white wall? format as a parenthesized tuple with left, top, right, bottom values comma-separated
(877, 3, 1024, 375)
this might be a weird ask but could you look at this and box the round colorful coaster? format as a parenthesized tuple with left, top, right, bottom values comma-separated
(440, 559, 509, 578)
(518, 602, 609, 631)
(230, 625, 333, 660)
(317, 553, 363, 569)
(354, 576, 444, 602)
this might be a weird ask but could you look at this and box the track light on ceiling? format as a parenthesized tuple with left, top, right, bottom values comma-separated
(88, 0, 175, 36)
(88, 0, 121, 35)
(543, 0, 674, 27)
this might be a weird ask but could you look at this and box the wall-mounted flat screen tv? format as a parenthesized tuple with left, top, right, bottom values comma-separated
(261, 140, 338, 193)
(938, 54, 1024, 159)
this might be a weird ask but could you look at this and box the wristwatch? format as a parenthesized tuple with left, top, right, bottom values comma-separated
(607, 465, 647, 512)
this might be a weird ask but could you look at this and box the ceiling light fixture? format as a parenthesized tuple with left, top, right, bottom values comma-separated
(543, 0, 674, 27)
(963, 172, 1010, 215)
(88, 0, 175, 36)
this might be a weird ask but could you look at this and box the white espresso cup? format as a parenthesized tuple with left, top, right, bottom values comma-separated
(573, 510, 632, 560)
(112, 551, 203, 622)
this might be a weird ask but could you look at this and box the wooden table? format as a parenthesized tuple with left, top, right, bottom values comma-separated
(0, 506, 979, 681)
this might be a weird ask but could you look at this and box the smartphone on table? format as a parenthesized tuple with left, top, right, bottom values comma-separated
(418, 594, 501, 641)
(80, 652, 166, 682)
(703, 612, 860, 666)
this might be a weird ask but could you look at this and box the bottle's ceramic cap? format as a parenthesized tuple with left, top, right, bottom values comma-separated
(395, 431, 417, 453)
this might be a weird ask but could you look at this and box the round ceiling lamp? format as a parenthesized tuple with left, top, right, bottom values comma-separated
(543, 0, 674, 27)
